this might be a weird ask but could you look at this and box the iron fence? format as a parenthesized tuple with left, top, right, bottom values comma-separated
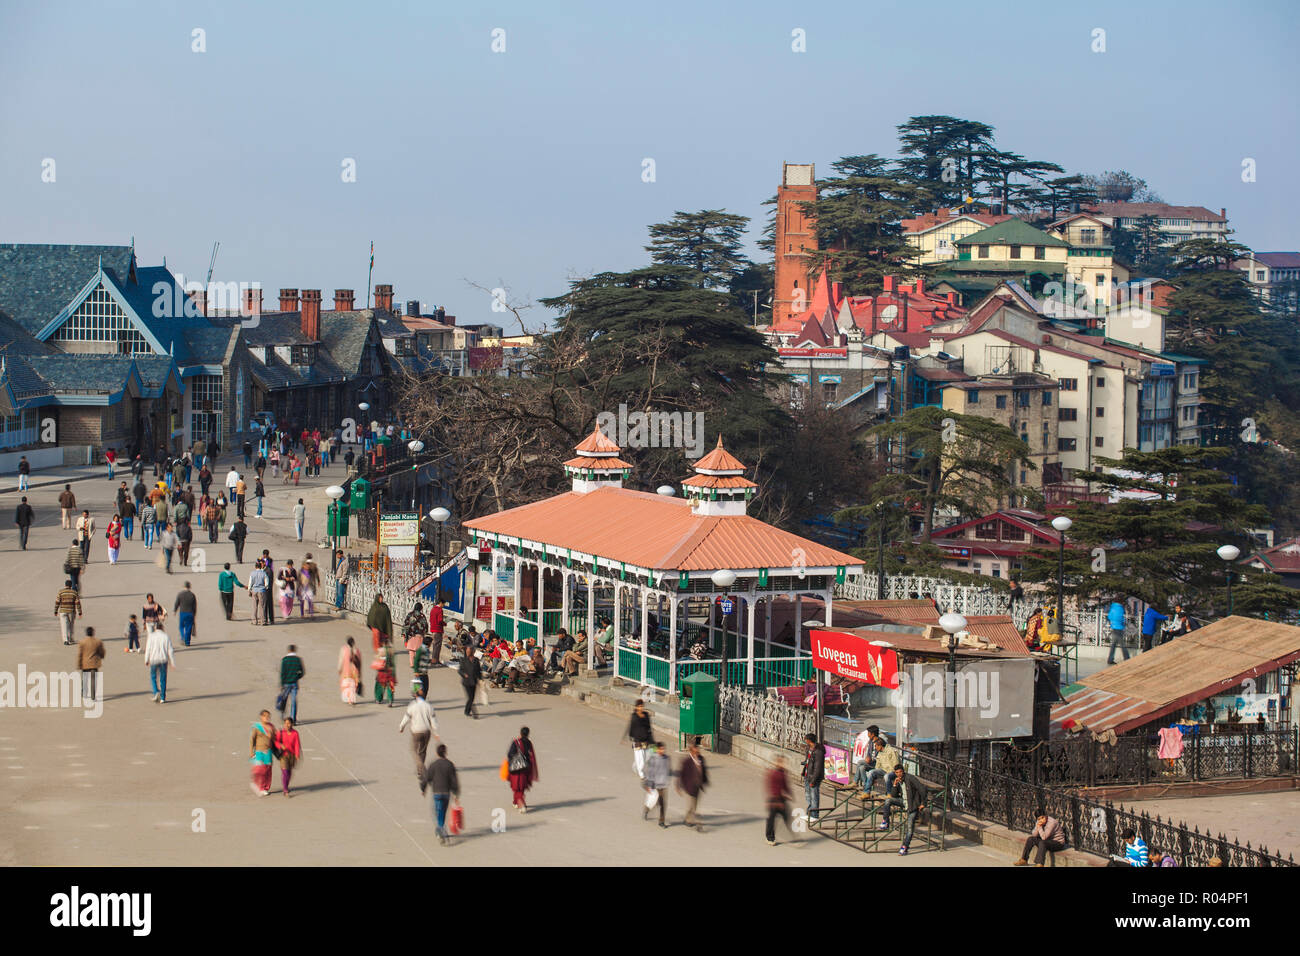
(913, 750, 1295, 868)
(718, 684, 817, 752)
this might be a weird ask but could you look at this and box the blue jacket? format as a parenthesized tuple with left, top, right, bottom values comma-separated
(1107, 602, 1126, 631)
(1141, 608, 1168, 636)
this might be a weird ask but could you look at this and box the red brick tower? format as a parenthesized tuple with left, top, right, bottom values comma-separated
(773, 163, 818, 324)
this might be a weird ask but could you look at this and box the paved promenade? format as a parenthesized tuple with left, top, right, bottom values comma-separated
(0, 454, 1000, 867)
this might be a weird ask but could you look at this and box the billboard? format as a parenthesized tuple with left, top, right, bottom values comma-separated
(378, 512, 419, 546)
(810, 629, 899, 688)
(896, 659, 1035, 743)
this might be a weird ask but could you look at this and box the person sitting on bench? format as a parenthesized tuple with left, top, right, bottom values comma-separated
(878, 765, 927, 856)
(1014, 808, 1066, 866)
(561, 631, 589, 676)
(859, 736, 901, 796)
(548, 629, 574, 672)
(851, 725, 884, 793)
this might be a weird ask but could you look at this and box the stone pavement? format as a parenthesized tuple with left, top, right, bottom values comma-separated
(0, 453, 1002, 867)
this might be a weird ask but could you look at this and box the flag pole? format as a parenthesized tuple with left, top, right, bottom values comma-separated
(366, 241, 374, 309)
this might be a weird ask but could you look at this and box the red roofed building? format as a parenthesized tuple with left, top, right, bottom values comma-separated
(463, 431, 864, 693)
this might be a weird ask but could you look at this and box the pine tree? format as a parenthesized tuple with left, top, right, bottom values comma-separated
(645, 209, 753, 290)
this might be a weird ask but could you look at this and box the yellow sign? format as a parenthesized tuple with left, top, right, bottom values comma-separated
(378, 512, 419, 547)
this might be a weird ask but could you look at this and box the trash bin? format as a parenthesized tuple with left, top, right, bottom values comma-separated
(349, 477, 370, 511)
(679, 671, 718, 749)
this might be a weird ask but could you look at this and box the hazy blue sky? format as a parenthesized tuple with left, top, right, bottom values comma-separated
(2, 0, 1297, 331)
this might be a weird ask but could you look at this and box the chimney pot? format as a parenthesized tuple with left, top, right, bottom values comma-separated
(190, 289, 207, 317)
(915, 276, 926, 295)
(242, 286, 262, 318)
(301, 289, 322, 341)
(374, 284, 394, 312)
(279, 288, 299, 313)
(883, 276, 896, 293)
(334, 289, 355, 311)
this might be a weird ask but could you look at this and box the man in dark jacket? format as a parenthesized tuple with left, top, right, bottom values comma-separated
(175, 519, 193, 568)
(627, 699, 654, 779)
(229, 517, 248, 564)
(677, 737, 710, 831)
(425, 743, 461, 845)
(547, 628, 574, 672)
(801, 733, 826, 823)
(881, 765, 927, 856)
(14, 496, 35, 550)
(174, 581, 198, 646)
(133, 477, 148, 510)
(278, 644, 306, 722)
(459, 651, 481, 718)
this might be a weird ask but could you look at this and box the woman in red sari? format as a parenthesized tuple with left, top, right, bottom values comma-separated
(505, 726, 539, 812)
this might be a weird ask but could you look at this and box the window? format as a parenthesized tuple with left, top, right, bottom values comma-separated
(1095, 406, 1105, 418)
(291, 345, 314, 365)
(1182, 372, 1198, 390)
(972, 563, 983, 574)
(1001, 524, 1026, 542)
(1042, 391, 1052, 406)
(978, 244, 990, 259)
(966, 389, 980, 404)
(1010, 244, 1021, 259)
(1058, 437, 1077, 451)
(1020, 470, 1028, 485)
(1059, 407, 1077, 421)
(189, 373, 223, 442)
(1034, 246, 1046, 260)
(991, 567, 1002, 579)
(822, 381, 838, 403)
(50, 283, 150, 354)
(1182, 405, 1197, 423)
(1095, 273, 1105, 285)
(1095, 377, 1105, 388)
(1095, 436, 1105, 448)
(1017, 390, 1031, 407)
(975, 521, 998, 540)
(1042, 422, 1050, 444)
(1059, 378, 1078, 391)
(1080, 228, 1097, 245)
(995, 394, 1007, 409)
(1255, 271, 1266, 281)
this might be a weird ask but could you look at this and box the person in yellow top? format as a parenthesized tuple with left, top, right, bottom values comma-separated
(234, 476, 248, 519)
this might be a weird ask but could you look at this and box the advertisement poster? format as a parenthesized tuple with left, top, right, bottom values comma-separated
(810, 629, 899, 688)
(823, 743, 851, 786)
(378, 512, 419, 547)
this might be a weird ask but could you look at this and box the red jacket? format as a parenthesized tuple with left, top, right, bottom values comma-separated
(428, 604, 445, 633)
(765, 767, 790, 803)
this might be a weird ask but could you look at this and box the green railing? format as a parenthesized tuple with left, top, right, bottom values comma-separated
(617, 653, 643, 682)
(677, 660, 749, 685)
(646, 657, 670, 690)
(676, 656, 811, 688)
(493, 612, 538, 644)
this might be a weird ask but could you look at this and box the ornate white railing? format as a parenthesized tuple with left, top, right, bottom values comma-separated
(719, 685, 817, 751)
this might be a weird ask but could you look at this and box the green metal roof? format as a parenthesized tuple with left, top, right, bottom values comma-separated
(956, 219, 1068, 248)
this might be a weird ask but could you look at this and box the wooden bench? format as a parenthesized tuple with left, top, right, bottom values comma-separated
(772, 683, 845, 708)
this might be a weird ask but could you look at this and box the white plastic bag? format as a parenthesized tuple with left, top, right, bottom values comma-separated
(644, 788, 658, 809)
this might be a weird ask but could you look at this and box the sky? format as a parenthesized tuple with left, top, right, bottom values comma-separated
(2, 0, 1297, 333)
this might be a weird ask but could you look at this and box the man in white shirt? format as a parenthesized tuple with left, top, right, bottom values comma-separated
(398, 686, 440, 794)
(144, 626, 177, 703)
(225, 466, 240, 495)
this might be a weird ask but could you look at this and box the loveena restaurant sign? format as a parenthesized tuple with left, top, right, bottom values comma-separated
(810, 629, 899, 688)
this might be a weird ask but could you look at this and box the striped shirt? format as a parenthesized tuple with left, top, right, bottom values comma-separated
(54, 587, 82, 616)
(1125, 838, 1149, 867)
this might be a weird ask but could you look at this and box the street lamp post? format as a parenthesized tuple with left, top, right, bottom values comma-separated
(430, 507, 451, 604)
(875, 502, 886, 600)
(711, 569, 736, 685)
(1051, 516, 1073, 639)
(939, 611, 968, 762)
(1217, 544, 1241, 616)
(325, 484, 345, 554)
(407, 440, 424, 510)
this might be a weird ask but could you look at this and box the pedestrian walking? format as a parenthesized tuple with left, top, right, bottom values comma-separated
(427, 599, 445, 665)
(277, 560, 298, 620)
(142, 593, 165, 635)
(460, 647, 482, 718)
(218, 563, 243, 620)
(230, 516, 248, 564)
(198, 463, 212, 498)
(175, 520, 193, 569)
(14, 496, 34, 550)
(801, 733, 826, 823)
(504, 727, 538, 812)
(144, 623, 176, 703)
(124, 614, 141, 653)
(292, 498, 306, 541)
(765, 756, 794, 846)
(159, 524, 178, 573)
(225, 465, 239, 501)
(372, 643, 396, 707)
(105, 447, 116, 480)
(174, 582, 198, 646)
(642, 741, 671, 828)
(254, 476, 265, 517)
(17, 454, 30, 491)
(278, 644, 305, 722)
(152, 494, 168, 540)
(1107, 600, 1129, 665)
(55, 579, 83, 645)
(399, 685, 441, 794)
(204, 499, 220, 543)
(366, 593, 393, 650)
(121, 497, 136, 541)
(338, 636, 362, 704)
(64, 537, 87, 591)
(261, 551, 276, 624)
(243, 439, 253, 469)
(403, 602, 429, 667)
(235, 474, 247, 520)
(249, 710, 275, 796)
(298, 553, 319, 618)
(140, 499, 156, 549)
(412, 637, 433, 699)
(106, 514, 122, 564)
(58, 485, 76, 529)
(247, 559, 270, 625)
(76, 510, 95, 562)
(627, 698, 653, 779)
(677, 738, 709, 831)
(275, 716, 301, 797)
(426, 744, 460, 845)
(1141, 605, 1168, 654)
(77, 626, 105, 701)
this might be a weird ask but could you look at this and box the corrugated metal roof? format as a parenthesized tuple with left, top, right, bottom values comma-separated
(464, 485, 862, 574)
(1051, 616, 1300, 736)
(963, 615, 1031, 655)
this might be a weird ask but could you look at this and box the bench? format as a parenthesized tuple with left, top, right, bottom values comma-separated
(772, 682, 845, 708)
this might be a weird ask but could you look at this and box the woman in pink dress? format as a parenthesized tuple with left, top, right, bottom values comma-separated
(106, 514, 123, 564)
(338, 636, 362, 704)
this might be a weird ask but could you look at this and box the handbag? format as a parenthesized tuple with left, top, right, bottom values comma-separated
(508, 741, 529, 773)
(449, 805, 464, 835)
(275, 686, 290, 712)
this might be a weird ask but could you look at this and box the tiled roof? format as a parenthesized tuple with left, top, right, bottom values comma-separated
(464, 485, 862, 573)
(900, 209, 1014, 234)
(27, 354, 137, 393)
(680, 474, 758, 489)
(1253, 252, 1300, 269)
(563, 456, 634, 470)
(957, 219, 1068, 247)
(1089, 203, 1226, 223)
(692, 437, 746, 473)
(0, 243, 135, 336)
(574, 427, 622, 456)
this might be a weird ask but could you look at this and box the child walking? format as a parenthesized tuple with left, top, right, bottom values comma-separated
(124, 614, 141, 653)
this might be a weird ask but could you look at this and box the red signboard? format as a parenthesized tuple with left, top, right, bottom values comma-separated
(810, 629, 899, 688)
(778, 347, 848, 358)
(475, 595, 506, 622)
(469, 346, 503, 370)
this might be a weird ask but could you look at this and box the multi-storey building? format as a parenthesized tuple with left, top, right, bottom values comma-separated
(1088, 203, 1229, 245)
(1235, 252, 1300, 307)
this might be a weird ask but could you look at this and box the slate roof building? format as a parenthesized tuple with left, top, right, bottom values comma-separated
(0, 243, 250, 460)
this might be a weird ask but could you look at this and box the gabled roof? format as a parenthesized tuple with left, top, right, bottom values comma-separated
(0, 243, 135, 336)
(931, 510, 1062, 545)
(1252, 252, 1300, 269)
(957, 219, 1068, 248)
(900, 209, 1014, 234)
(1088, 203, 1226, 223)
(575, 426, 622, 456)
(319, 310, 383, 377)
(1247, 538, 1300, 574)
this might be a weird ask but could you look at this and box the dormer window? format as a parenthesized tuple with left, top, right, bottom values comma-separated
(292, 345, 313, 366)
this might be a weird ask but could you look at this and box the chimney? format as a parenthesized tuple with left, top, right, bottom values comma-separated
(1220, 208, 1226, 220)
(242, 286, 262, 318)
(436, 307, 452, 325)
(946, 292, 957, 305)
(190, 288, 207, 317)
(882, 276, 896, 293)
(406, 299, 421, 318)
(300, 289, 321, 341)
(279, 288, 299, 313)
(915, 276, 926, 296)
(374, 284, 394, 312)
(334, 289, 354, 311)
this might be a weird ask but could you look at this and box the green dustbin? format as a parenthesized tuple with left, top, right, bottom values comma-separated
(328, 502, 350, 537)
(679, 671, 718, 748)
(349, 477, 370, 511)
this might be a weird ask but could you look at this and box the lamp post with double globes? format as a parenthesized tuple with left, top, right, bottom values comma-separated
(1051, 515, 1073, 638)
(711, 569, 737, 685)
(325, 484, 345, 553)
(1217, 544, 1241, 616)
(407, 440, 424, 510)
(430, 507, 451, 604)
(939, 611, 968, 761)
